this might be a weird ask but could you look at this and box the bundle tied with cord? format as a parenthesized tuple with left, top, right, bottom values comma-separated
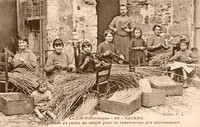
(149, 52, 171, 66)
(50, 74, 96, 119)
(148, 75, 177, 87)
(109, 73, 140, 89)
(148, 75, 183, 96)
(50, 69, 143, 119)
(8, 72, 39, 94)
(2, 47, 49, 94)
(108, 88, 141, 104)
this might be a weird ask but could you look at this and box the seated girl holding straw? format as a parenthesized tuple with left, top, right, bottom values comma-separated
(44, 38, 75, 82)
(31, 79, 56, 121)
(5, 36, 44, 94)
(10, 37, 37, 74)
(168, 39, 198, 88)
(96, 29, 124, 64)
(77, 40, 96, 73)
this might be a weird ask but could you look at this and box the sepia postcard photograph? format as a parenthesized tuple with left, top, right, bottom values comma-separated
(0, 0, 200, 127)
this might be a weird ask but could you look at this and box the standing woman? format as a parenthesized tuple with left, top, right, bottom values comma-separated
(109, 4, 132, 61)
(11, 37, 37, 73)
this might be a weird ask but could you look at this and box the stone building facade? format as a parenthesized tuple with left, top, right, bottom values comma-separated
(46, 0, 195, 53)
(46, 0, 97, 52)
(17, 0, 196, 69)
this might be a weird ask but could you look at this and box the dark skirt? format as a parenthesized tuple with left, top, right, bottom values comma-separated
(113, 34, 130, 61)
(134, 50, 146, 66)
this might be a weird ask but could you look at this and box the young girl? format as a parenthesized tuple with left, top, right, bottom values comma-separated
(11, 37, 37, 73)
(44, 38, 74, 81)
(97, 29, 124, 64)
(31, 79, 56, 121)
(130, 27, 146, 66)
(77, 40, 96, 73)
(169, 39, 198, 88)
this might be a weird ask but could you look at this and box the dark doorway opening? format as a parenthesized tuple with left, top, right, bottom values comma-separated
(96, 0, 120, 45)
(0, 0, 17, 71)
(0, 0, 17, 53)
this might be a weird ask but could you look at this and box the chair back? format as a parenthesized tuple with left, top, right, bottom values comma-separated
(0, 51, 9, 92)
(72, 41, 81, 70)
(92, 63, 112, 96)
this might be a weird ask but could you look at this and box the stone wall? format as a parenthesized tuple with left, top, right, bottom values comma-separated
(72, 0, 97, 52)
(126, 0, 194, 46)
(46, 0, 194, 51)
(171, 0, 194, 47)
(46, 0, 73, 50)
(47, 0, 97, 53)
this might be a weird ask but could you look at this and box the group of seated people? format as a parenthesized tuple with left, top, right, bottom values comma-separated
(6, 24, 199, 86)
(3, 24, 199, 120)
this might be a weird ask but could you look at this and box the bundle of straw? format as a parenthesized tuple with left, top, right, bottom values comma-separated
(52, 73, 84, 93)
(148, 75, 177, 86)
(135, 67, 164, 77)
(50, 74, 96, 119)
(109, 73, 139, 89)
(149, 53, 171, 66)
(73, 94, 98, 117)
(8, 72, 39, 94)
(108, 88, 141, 104)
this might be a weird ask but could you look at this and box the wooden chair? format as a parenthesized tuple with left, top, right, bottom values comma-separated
(71, 39, 112, 95)
(72, 40, 81, 70)
(91, 63, 112, 96)
(0, 52, 9, 92)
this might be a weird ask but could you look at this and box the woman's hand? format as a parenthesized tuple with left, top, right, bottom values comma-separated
(104, 51, 111, 56)
(124, 27, 131, 33)
(154, 43, 162, 49)
(84, 56, 90, 64)
(118, 54, 125, 64)
(140, 47, 146, 50)
(187, 57, 193, 63)
(119, 54, 125, 60)
(19, 58, 27, 64)
(119, 60, 123, 64)
(54, 62, 60, 69)
(113, 28, 117, 33)
(8, 57, 13, 63)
